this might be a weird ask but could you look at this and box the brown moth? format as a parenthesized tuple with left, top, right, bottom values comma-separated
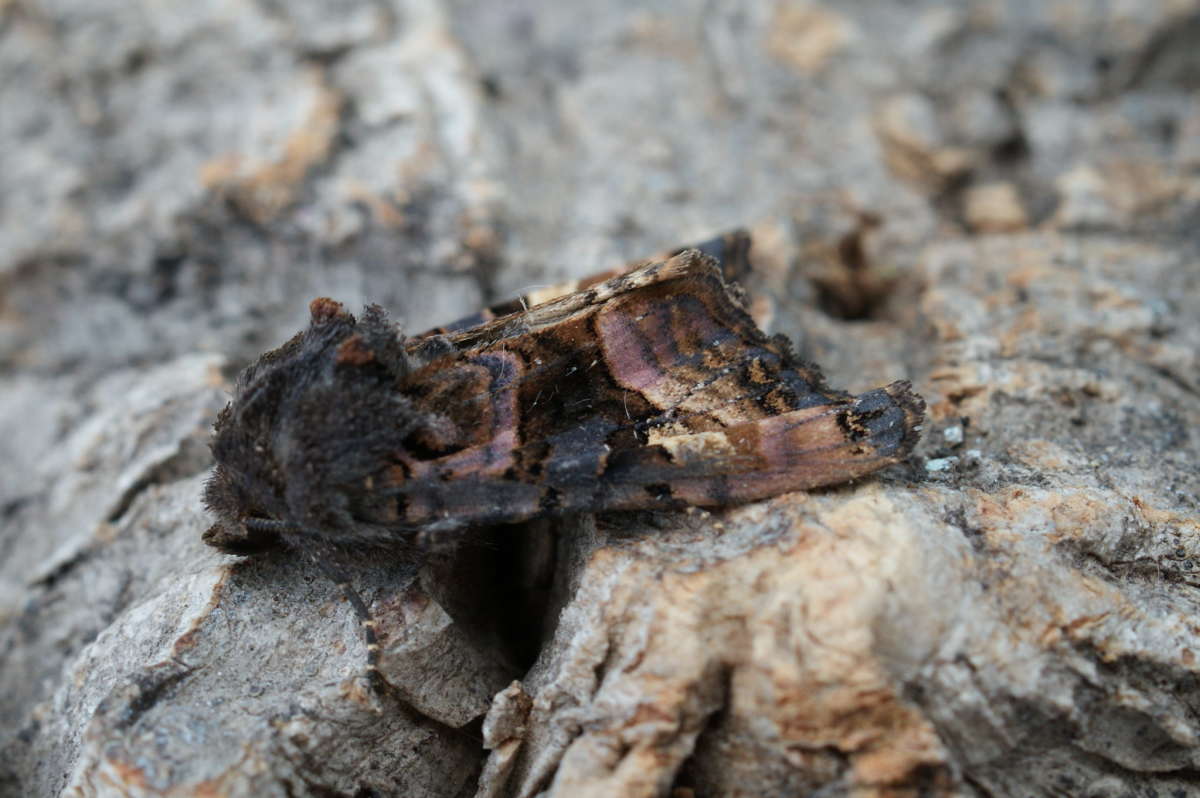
(203, 233, 924, 686)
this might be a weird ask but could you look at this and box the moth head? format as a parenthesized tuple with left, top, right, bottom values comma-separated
(203, 299, 440, 552)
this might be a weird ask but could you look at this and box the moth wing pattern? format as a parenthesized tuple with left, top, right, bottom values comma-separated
(204, 232, 923, 554)
(382, 248, 923, 539)
(420, 229, 753, 338)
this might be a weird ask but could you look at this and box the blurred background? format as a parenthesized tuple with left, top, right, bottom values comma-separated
(3, 0, 1197, 379)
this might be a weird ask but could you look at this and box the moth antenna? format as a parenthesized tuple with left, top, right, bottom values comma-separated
(242, 519, 392, 702)
(304, 550, 390, 702)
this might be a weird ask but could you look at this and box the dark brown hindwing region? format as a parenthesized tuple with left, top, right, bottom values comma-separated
(203, 241, 924, 554)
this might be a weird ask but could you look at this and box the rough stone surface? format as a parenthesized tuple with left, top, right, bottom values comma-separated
(3, 1, 1200, 796)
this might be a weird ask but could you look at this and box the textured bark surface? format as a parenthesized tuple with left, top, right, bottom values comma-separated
(3, 1, 1200, 796)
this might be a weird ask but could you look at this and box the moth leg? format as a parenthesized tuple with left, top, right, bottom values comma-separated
(305, 551, 390, 700)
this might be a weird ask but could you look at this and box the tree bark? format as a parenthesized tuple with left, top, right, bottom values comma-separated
(3, 1, 1200, 796)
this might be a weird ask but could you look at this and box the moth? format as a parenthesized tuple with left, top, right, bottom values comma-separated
(203, 232, 924, 685)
